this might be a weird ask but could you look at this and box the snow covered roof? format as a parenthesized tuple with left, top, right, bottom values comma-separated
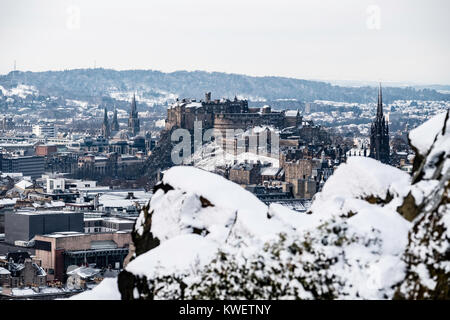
(15, 180, 33, 190)
(67, 266, 101, 279)
(0, 267, 11, 275)
(285, 110, 299, 117)
(185, 102, 203, 108)
(260, 167, 280, 176)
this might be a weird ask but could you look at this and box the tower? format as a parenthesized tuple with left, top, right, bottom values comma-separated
(369, 84, 390, 164)
(111, 106, 120, 132)
(128, 93, 140, 136)
(102, 107, 110, 138)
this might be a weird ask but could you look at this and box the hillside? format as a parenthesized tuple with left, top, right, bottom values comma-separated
(1, 69, 449, 105)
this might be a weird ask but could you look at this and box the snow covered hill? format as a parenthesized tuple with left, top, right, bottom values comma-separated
(72, 111, 449, 300)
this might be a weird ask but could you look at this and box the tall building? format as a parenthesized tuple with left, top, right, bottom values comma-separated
(0, 155, 45, 179)
(128, 94, 140, 136)
(32, 124, 56, 138)
(369, 84, 390, 164)
(4, 211, 83, 244)
(102, 107, 110, 138)
(111, 106, 120, 132)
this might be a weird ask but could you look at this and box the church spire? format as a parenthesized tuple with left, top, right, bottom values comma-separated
(377, 83, 383, 118)
(131, 93, 137, 114)
(103, 107, 108, 122)
(102, 107, 110, 138)
(128, 92, 140, 136)
(370, 82, 390, 164)
(111, 105, 119, 132)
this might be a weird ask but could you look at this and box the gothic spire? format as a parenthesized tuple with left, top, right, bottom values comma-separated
(131, 93, 137, 114)
(377, 83, 383, 118)
(102, 107, 110, 137)
(103, 107, 108, 122)
(128, 92, 140, 136)
(111, 105, 119, 132)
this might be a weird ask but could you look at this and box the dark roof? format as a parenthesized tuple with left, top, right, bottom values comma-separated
(6, 251, 31, 263)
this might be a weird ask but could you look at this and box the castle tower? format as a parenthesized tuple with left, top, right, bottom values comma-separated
(128, 93, 140, 136)
(111, 106, 120, 132)
(369, 83, 390, 164)
(102, 107, 110, 138)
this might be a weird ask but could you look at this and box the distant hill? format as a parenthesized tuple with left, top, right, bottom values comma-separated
(1, 68, 449, 104)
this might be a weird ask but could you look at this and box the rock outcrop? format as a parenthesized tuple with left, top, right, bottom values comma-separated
(394, 110, 450, 299)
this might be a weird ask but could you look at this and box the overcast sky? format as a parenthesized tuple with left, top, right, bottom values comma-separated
(1, 0, 449, 84)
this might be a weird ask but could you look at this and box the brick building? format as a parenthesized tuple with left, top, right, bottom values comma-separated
(35, 144, 57, 157)
(34, 231, 131, 281)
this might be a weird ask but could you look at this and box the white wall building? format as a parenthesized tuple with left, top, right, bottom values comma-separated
(32, 124, 56, 138)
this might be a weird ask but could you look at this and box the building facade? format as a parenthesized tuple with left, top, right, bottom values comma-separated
(34, 231, 131, 281)
(4, 211, 84, 244)
(0, 155, 45, 179)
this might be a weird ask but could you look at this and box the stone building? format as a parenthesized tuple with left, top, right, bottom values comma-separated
(34, 231, 131, 281)
(0, 253, 47, 288)
(165, 92, 302, 134)
(283, 158, 321, 183)
(228, 162, 261, 185)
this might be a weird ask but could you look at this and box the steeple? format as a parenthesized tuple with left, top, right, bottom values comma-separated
(128, 92, 140, 136)
(131, 93, 137, 114)
(369, 82, 390, 164)
(103, 107, 108, 122)
(102, 107, 110, 138)
(377, 83, 383, 118)
(111, 106, 119, 132)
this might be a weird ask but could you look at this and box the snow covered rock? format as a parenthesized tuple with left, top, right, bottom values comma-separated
(395, 110, 450, 299)
(113, 161, 415, 300)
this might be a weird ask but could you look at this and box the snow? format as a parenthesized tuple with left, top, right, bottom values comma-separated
(163, 166, 266, 221)
(0, 84, 38, 98)
(0, 267, 11, 275)
(185, 140, 279, 171)
(67, 266, 101, 279)
(69, 278, 121, 300)
(15, 180, 33, 190)
(0, 198, 17, 206)
(155, 119, 166, 128)
(409, 111, 447, 155)
(131, 164, 411, 299)
(285, 110, 299, 117)
(99, 190, 151, 208)
(126, 234, 219, 278)
(260, 167, 280, 176)
(316, 156, 411, 201)
(11, 288, 35, 296)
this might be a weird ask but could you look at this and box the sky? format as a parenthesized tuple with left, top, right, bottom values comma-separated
(0, 0, 449, 84)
